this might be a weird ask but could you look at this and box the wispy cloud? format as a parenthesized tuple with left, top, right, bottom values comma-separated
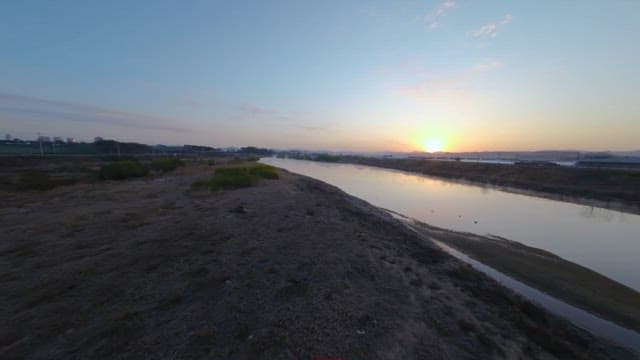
(471, 14, 513, 39)
(425, 0, 456, 29)
(0, 93, 188, 133)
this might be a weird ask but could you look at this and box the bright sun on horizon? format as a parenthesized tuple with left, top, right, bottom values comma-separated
(423, 139, 445, 153)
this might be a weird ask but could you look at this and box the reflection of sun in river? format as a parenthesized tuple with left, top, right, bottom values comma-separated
(423, 139, 444, 153)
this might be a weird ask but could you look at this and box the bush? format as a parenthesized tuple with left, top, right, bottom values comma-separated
(209, 167, 256, 190)
(17, 171, 55, 190)
(99, 161, 148, 180)
(193, 164, 279, 191)
(150, 158, 185, 172)
(248, 164, 279, 179)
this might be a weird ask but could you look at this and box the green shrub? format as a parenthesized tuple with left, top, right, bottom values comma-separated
(17, 171, 55, 190)
(99, 161, 148, 180)
(209, 168, 256, 190)
(150, 158, 185, 172)
(192, 165, 279, 191)
(248, 164, 279, 179)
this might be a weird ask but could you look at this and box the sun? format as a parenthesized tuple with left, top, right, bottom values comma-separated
(423, 139, 444, 153)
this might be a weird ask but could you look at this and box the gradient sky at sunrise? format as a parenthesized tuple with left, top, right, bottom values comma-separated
(1, 0, 639, 152)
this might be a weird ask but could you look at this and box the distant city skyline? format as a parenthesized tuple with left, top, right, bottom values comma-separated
(1, 1, 639, 152)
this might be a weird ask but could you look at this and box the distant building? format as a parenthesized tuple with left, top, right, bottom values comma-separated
(38, 135, 51, 143)
(53, 136, 63, 143)
(5, 134, 10, 141)
(66, 137, 76, 144)
(94, 136, 104, 143)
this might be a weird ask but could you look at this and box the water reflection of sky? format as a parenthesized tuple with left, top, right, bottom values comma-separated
(263, 158, 640, 291)
(579, 206, 627, 222)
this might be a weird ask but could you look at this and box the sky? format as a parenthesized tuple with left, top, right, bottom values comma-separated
(1, 0, 639, 152)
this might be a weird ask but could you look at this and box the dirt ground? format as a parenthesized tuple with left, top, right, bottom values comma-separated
(0, 160, 636, 359)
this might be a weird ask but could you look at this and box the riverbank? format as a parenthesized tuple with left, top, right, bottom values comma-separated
(334, 157, 640, 215)
(399, 218, 640, 333)
(0, 159, 636, 359)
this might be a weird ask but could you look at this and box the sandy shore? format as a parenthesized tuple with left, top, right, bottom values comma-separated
(0, 160, 636, 359)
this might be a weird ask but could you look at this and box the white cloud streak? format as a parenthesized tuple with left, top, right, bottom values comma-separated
(471, 14, 513, 39)
(426, 0, 456, 29)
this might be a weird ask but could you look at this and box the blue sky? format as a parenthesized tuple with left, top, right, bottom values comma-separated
(1, 0, 638, 151)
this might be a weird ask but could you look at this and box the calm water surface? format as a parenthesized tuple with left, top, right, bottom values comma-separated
(261, 158, 640, 291)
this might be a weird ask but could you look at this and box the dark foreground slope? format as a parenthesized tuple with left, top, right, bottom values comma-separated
(0, 162, 635, 359)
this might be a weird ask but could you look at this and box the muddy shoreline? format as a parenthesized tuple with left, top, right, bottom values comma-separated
(1, 159, 636, 359)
